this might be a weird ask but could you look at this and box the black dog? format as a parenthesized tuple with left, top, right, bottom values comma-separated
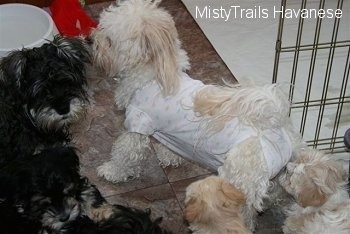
(0, 146, 169, 234)
(0, 35, 91, 233)
(0, 35, 90, 165)
(0, 36, 169, 233)
(0, 146, 83, 233)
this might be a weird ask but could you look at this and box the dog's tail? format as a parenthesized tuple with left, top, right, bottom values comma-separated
(193, 83, 290, 132)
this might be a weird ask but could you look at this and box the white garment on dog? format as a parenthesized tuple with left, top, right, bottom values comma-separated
(125, 73, 292, 178)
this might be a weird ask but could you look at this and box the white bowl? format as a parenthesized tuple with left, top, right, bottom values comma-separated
(0, 3, 59, 58)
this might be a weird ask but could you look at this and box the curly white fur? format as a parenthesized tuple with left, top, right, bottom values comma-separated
(91, 0, 190, 185)
(152, 142, 184, 168)
(97, 132, 151, 182)
(218, 137, 270, 230)
(91, 0, 189, 101)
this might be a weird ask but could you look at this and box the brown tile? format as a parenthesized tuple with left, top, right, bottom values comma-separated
(86, 1, 113, 20)
(79, 149, 169, 197)
(106, 184, 190, 234)
(164, 160, 214, 183)
(70, 67, 169, 197)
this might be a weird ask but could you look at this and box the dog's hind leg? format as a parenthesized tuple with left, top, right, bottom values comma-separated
(152, 142, 184, 168)
(97, 132, 151, 182)
(218, 137, 270, 231)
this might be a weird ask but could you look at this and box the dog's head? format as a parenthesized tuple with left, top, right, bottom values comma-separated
(0, 35, 90, 130)
(184, 176, 249, 233)
(0, 146, 83, 231)
(90, 0, 189, 95)
(279, 150, 346, 207)
(35, 147, 83, 231)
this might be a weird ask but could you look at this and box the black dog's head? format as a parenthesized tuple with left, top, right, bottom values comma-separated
(0, 146, 84, 231)
(0, 35, 90, 130)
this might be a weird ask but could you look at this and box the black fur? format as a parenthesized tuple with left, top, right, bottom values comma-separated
(62, 206, 171, 234)
(0, 36, 89, 117)
(0, 147, 169, 233)
(0, 200, 42, 234)
(0, 36, 170, 233)
(0, 146, 83, 233)
(0, 35, 90, 165)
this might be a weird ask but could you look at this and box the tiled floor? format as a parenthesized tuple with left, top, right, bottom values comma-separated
(71, 0, 284, 233)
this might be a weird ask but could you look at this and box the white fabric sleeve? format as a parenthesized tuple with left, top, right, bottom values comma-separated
(124, 105, 155, 135)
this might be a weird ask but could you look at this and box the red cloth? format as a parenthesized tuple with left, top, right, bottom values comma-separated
(50, 0, 97, 37)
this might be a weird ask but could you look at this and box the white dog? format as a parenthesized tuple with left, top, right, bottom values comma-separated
(91, 0, 310, 231)
(279, 150, 350, 234)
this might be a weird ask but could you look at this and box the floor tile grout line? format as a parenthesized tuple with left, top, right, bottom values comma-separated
(103, 180, 171, 198)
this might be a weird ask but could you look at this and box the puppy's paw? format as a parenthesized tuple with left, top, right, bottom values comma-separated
(97, 162, 140, 183)
(89, 204, 116, 222)
(158, 155, 183, 168)
(153, 143, 183, 168)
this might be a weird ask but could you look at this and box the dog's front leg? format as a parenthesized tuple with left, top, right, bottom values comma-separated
(97, 132, 151, 183)
(152, 142, 184, 168)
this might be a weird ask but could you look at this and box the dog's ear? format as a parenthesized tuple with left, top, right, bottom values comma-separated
(221, 181, 246, 206)
(0, 50, 27, 87)
(141, 18, 180, 96)
(90, 29, 115, 76)
(314, 163, 344, 192)
(52, 35, 91, 68)
(297, 181, 327, 207)
(184, 197, 207, 223)
(298, 161, 344, 207)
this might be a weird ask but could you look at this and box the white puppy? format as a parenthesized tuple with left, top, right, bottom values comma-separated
(91, 0, 307, 231)
(279, 150, 350, 234)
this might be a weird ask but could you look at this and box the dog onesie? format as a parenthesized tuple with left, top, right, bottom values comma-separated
(125, 73, 292, 178)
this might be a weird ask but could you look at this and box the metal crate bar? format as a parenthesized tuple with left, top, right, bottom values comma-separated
(272, 0, 349, 153)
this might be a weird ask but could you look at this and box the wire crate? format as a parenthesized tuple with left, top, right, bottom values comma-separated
(272, 0, 350, 153)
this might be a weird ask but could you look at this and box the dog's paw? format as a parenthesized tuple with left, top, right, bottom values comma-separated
(153, 143, 183, 168)
(97, 162, 140, 183)
(158, 156, 183, 168)
(89, 204, 116, 222)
